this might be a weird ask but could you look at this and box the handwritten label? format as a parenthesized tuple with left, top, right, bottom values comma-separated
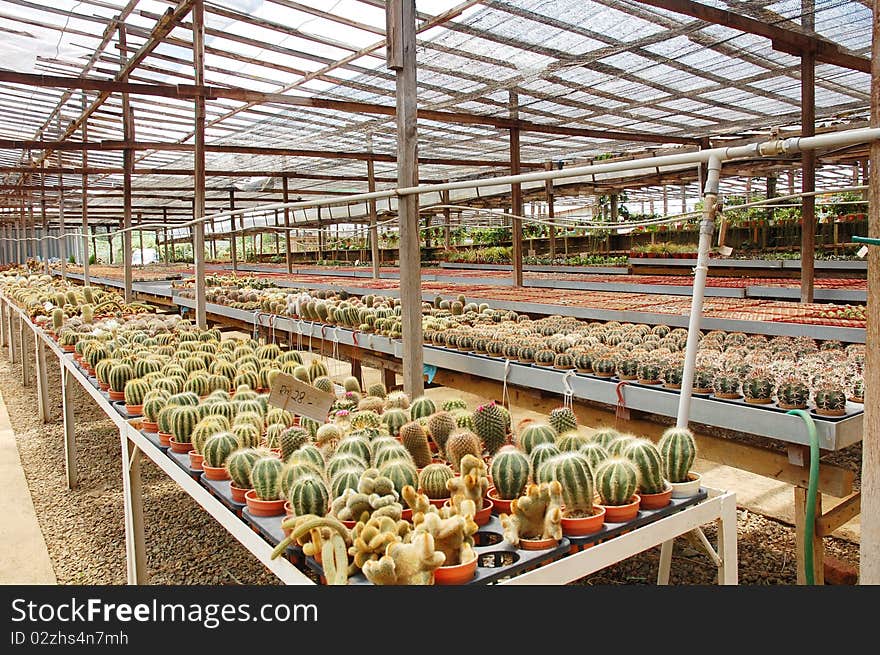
(267, 373, 335, 423)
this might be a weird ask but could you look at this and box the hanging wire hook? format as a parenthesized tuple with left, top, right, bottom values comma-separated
(561, 370, 575, 410)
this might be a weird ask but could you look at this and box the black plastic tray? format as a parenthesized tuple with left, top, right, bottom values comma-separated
(111, 400, 140, 419)
(139, 429, 169, 453)
(303, 514, 570, 586)
(200, 475, 246, 517)
(566, 488, 709, 548)
(165, 448, 202, 480)
(241, 507, 306, 565)
(705, 392, 863, 421)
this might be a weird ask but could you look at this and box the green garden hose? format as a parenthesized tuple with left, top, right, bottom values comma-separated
(787, 409, 819, 585)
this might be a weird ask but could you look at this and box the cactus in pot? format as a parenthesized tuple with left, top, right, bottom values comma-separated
(537, 451, 596, 518)
(399, 421, 432, 469)
(534, 348, 556, 366)
(489, 446, 531, 501)
(743, 369, 775, 404)
(250, 455, 284, 501)
(594, 457, 639, 507)
(592, 356, 616, 377)
(713, 372, 741, 399)
(515, 422, 557, 454)
(417, 463, 454, 500)
(814, 383, 847, 417)
(776, 376, 810, 410)
(202, 432, 239, 469)
(472, 401, 508, 456)
(427, 411, 456, 453)
(657, 426, 698, 491)
(548, 406, 577, 435)
(444, 430, 482, 472)
(286, 477, 330, 517)
(623, 438, 669, 496)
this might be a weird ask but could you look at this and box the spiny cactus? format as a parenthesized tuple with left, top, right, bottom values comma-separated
(325, 453, 369, 481)
(657, 427, 697, 484)
(288, 444, 325, 473)
(379, 459, 419, 499)
(409, 396, 436, 420)
(623, 438, 668, 495)
(529, 442, 561, 479)
(472, 401, 508, 456)
(108, 362, 134, 393)
(579, 441, 609, 472)
(330, 467, 363, 500)
(250, 456, 284, 501)
(123, 378, 150, 407)
(590, 427, 621, 450)
(417, 463, 454, 500)
(441, 398, 468, 413)
(776, 377, 809, 409)
(516, 422, 558, 454)
(280, 426, 312, 461)
(384, 390, 410, 410)
(350, 409, 382, 431)
(342, 376, 361, 393)
(170, 405, 200, 443)
(500, 481, 564, 547)
(548, 406, 577, 435)
(366, 382, 387, 398)
(490, 446, 531, 500)
(538, 451, 595, 517)
(427, 411, 456, 453)
(399, 421, 432, 468)
(447, 454, 489, 514)
(743, 370, 775, 404)
(606, 434, 638, 458)
(534, 348, 556, 365)
(312, 375, 334, 394)
(372, 441, 414, 469)
(556, 430, 590, 452)
(202, 432, 239, 468)
(381, 407, 409, 438)
(814, 384, 847, 416)
(445, 430, 482, 472)
(232, 423, 261, 449)
(335, 435, 372, 466)
(713, 372, 741, 398)
(594, 457, 639, 507)
(286, 476, 330, 518)
(637, 360, 661, 383)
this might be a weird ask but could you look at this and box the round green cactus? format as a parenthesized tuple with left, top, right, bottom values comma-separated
(382, 407, 410, 438)
(548, 406, 577, 435)
(814, 384, 847, 416)
(202, 432, 239, 468)
(472, 401, 509, 456)
(515, 422, 558, 454)
(409, 396, 436, 420)
(123, 378, 151, 407)
(279, 426, 312, 461)
(713, 372, 741, 398)
(108, 362, 134, 393)
(379, 459, 418, 498)
(538, 451, 595, 516)
(489, 446, 531, 500)
(594, 457, 639, 507)
(623, 438, 668, 495)
(417, 463, 454, 499)
(170, 405, 200, 443)
(286, 476, 330, 517)
(657, 427, 697, 484)
(529, 442, 561, 479)
(578, 441, 609, 472)
(743, 370, 775, 404)
(250, 456, 284, 501)
(335, 435, 372, 465)
(326, 453, 368, 481)
(330, 467, 363, 500)
(776, 377, 809, 409)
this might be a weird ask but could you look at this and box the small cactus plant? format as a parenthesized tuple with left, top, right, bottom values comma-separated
(534, 348, 556, 366)
(538, 451, 596, 517)
(553, 352, 574, 370)
(592, 357, 616, 377)
(636, 360, 661, 384)
(743, 369, 775, 404)
(814, 383, 847, 416)
(776, 376, 809, 409)
(515, 422, 558, 454)
(382, 407, 410, 438)
(417, 463, 454, 499)
(657, 427, 697, 484)
(594, 457, 639, 507)
(489, 446, 531, 500)
(427, 411, 457, 453)
(472, 401, 509, 456)
(713, 372, 741, 399)
(445, 430, 482, 472)
(409, 396, 436, 420)
(399, 421, 432, 469)
(548, 406, 577, 435)
(250, 456, 284, 501)
(623, 438, 668, 495)
(202, 432, 239, 469)
(286, 477, 330, 518)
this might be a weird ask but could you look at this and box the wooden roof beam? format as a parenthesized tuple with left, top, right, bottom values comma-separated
(631, 0, 870, 72)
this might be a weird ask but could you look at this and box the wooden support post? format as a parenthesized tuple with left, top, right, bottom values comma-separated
(388, 0, 424, 398)
(81, 95, 90, 285)
(229, 188, 237, 272)
(119, 25, 133, 303)
(138, 223, 144, 268)
(350, 358, 363, 388)
(861, 0, 880, 585)
(367, 159, 380, 279)
(794, 486, 824, 585)
(316, 206, 323, 262)
(120, 433, 148, 584)
(7, 301, 16, 363)
(61, 365, 77, 489)
(282, 176, 293, 274)
(192, 0, 207, 329)
(56, 117, 67, 281)
(107, 225, 113, 265)
(163, 208, 170, 264)
(800, 2, 816, 303)
(0, 301, 6, 348)
(383, 367, 397, 391)
(35, 336, 50, 423)
(510, 91, 523, 287)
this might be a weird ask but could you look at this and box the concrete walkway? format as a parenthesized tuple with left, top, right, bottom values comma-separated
(0, 388, 56, 584)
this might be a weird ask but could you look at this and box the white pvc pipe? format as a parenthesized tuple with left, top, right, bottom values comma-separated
(676, 154, 723, 429)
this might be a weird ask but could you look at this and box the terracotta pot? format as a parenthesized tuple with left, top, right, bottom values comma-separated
(401, 507, 413, 522)
(487, 487, 515, 515)
(714, 392, 740, 399)
(664, 383, 682, 390)
(744, 397, 773, 405)
(519, 536, 559, 550)
(202, 463, 229, 481)
(284, 501, 295, 517)
(815, 408, 846, 417)
(125, 404, 143, 416)
(637, 379, 661, 385)
(188, 451, 204, 470)
(561, 505, 606, 536)
(341, 519, 357, 530)
(693, 387, 712, 394)
(600, 494, 641, 523)
(108, 390, 125, 401)
(639, 485, 673, 510)
(157, 431, 172, 447)
(98, 381, 110, 391)
(169, 437, 193, 454)
(433, 556, 478, 585)
(230, 484, 249, 503)
(245, 489, 285, 517)
(670, 472, 702, 499)
(849, 396, 864, 404)
(427, 496, 449, 509)
(141, 420, 159, 433)
(62, 344, 75, 353)
(777, 402, 806, 410)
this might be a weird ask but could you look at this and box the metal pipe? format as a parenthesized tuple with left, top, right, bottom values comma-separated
(676, 154, 722, 429)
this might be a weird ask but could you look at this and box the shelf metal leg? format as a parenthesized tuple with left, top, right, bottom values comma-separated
(35, 337, 50, 422)
(657, 540, 674, 585)
(0, 300, 6, 348)
(19, 315, 30, 386)
(120, 431, 149, 585)
(7, 305, 17, 363)
(718, 493, 739, 585)
(61, 364, 78, 489)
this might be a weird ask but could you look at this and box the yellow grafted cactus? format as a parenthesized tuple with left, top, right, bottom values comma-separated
(499, 481, 564, 548)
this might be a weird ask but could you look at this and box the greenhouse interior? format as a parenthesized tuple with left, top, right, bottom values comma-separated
(0, 0, 877, 587)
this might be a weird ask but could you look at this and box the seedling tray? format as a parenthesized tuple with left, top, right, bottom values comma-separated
(165, 448, 202, 480)
(303, 515, 570, 586)
(566, 488, 709, 549)
(705, 393, 863, 421)
(241, 508, 305, 564)
(111, 400, 140, 419)
(139, 429, 168, 453)
(200, 475, 246, 517)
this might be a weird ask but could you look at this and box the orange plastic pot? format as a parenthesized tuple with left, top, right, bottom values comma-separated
(168, 437, 193, 454)
(519, 536, 559, 550)
(600, 495, 641, 523)
(486, 487, 515, 515)
(434, 556, 478, 585)
(639, 485, 672, 510)
(125, 404, 143, 416)
(202, 463, 229, 481)
(188, 451, 204, 470)
(157, 431, 172, 447)
(108, 390, 125, 401)
(561, 505, 606, 536)
(244, 489, 285, 517)
(443, 498, 493, 526)
(140, 420, 159, 433)
(230, 484, 249, 503)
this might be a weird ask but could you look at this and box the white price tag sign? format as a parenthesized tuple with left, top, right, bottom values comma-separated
(267, 373, 335, 423)
(857, 245, 869, 258)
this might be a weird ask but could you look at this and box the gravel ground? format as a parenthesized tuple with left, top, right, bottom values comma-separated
(0, 349, 860, 585)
